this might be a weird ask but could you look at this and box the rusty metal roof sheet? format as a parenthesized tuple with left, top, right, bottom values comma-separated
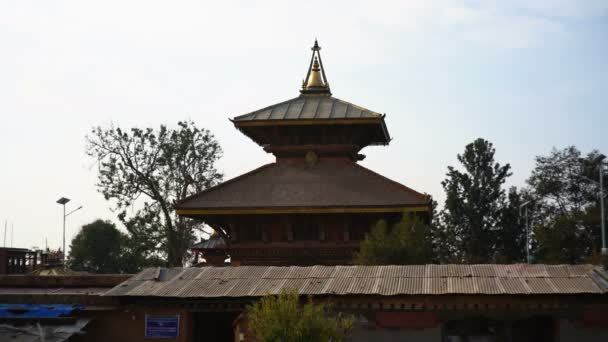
(105, 264, 608, 298)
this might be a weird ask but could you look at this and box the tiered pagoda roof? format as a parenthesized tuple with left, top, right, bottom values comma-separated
(176, 40, 430, 216)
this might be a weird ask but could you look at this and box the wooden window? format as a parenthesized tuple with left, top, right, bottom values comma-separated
(293, 216, 319, 241)
(238, 225, 263, 242)
(318, 224, 326, 241)
(348, 223, 368, 241)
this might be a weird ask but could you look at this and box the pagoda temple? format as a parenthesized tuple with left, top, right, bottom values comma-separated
(178, 41, 432, 266)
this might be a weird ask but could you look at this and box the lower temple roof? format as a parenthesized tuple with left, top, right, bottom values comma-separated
(175, 160, 431, 215)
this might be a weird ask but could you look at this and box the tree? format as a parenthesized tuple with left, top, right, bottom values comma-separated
(68, 219, 128, 273)
(86, 120, 223, 266)
(246, 289, 353, 342)
(526, 147, 604, 263)
(354, 214, 432, 265)
(494, 187, 527, 263)
(438, 138, 515, 263)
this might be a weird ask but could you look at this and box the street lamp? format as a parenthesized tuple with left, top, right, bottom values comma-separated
(519, 201, 532, 264)
(595, 154, 607, 256)
(56, 197, 83, 267)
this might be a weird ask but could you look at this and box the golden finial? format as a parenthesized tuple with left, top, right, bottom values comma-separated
(301, 39, 331, 95)
(306, 57, 325, 88)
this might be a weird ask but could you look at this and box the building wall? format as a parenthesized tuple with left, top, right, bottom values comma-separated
(76, 308, 193, 342)
(226, 213, 402, 265)
(74, 308, 608, 342)
(348, 325, 441, 342)
(559, 318, 608, 342)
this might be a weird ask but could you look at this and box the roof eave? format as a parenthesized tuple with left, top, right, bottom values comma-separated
(232, 117, 384, 127)
(176, 205, 431, 216)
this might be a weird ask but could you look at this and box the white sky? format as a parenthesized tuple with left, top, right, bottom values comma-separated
(1, 0, 607, 251)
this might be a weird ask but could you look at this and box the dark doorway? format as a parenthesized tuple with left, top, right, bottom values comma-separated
(193, 312, 239, 342)
(443, 316, 505, 341)
(512, 315, 555, 342)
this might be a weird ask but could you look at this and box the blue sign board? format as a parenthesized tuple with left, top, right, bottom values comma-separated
(145, 315, 180, 339)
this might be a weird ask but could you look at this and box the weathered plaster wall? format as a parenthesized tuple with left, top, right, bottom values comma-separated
(75, 308, 192, 342)
(347, 325, 441, 342)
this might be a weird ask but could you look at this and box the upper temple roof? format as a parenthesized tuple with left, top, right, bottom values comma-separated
(230, 41, 391, 147)
(232, 95, 384, 122)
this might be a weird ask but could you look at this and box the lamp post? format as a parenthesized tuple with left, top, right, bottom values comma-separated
(596, 154, 607, 257)
(519, 201, 532, 264)
(56, 197, 82, 267)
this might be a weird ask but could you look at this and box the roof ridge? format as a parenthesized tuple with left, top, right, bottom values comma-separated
(232, 95, 383, 121)
(330, 96, 382, 117)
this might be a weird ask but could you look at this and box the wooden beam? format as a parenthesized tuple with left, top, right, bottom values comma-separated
(177, 206, 430, 216)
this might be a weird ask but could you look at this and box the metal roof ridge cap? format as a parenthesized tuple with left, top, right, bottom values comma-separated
(297, 96, 308, 119)
(312, 96, 322, 119)
(352, 163, 432, 201)
(329, 97, 337, 118)
(329, 96, 383, 117)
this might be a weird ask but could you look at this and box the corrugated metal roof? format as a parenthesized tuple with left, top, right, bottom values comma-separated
(232, 95, 382, 122)
(105, 264, 608, 298)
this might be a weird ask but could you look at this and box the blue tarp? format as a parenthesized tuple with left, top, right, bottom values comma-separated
(0, 304, 83, 318)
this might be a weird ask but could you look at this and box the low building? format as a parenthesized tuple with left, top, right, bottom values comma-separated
(0, 273, 129, 341)
(191, 236, 228, 266)
(0, 247, 41, 274)
(101, 264, 608, 342)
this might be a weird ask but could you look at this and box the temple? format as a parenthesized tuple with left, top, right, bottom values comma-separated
(178, 40, 432, 266)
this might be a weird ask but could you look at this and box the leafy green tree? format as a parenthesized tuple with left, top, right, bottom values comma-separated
(354, 215, 432, 264)
(68, 219, 129, 273)
(438, 138, 514, 263)
(494, 187, 527, 263)
(246, 289, 353, 342)
(86, 120, 223, 266)
(526, 147, 605, 263)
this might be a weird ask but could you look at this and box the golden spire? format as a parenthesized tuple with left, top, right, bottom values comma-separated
(301, 39, 331, 95)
